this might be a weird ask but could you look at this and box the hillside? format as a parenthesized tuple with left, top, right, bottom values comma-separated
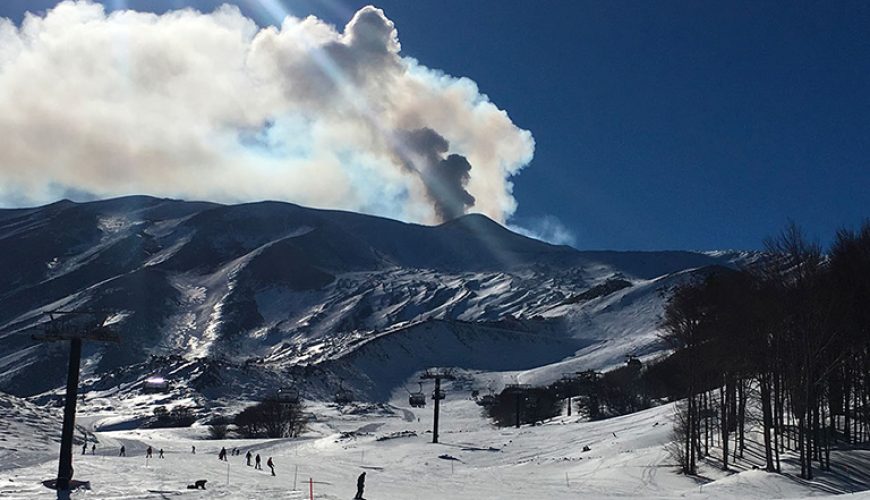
(0, 196, 753, 401)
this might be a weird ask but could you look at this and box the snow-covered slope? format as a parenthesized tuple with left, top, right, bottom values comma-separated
(0, 392, 93, 471)
(1, 384, 865, 499)
(0, 196, 753, 401)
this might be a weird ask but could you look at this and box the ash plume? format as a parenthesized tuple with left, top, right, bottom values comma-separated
(400, 127, 475, 221)
(0, 1, 534, 224)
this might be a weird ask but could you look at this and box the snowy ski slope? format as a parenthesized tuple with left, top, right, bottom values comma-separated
(2, 382, 867, 499)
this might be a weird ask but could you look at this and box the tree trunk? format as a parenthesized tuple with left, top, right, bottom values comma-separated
(737, 379, 747, 458)
(760, 375, 775, 471)
(720, 384, 729, 470)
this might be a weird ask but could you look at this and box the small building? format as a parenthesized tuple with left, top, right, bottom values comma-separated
(143, 376, 170, 393)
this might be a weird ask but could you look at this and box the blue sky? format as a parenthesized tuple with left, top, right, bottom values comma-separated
(2, 1, 868, 251)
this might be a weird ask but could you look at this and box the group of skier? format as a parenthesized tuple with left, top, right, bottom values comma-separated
(220, 447, 274, 476)
(106, 443, 365, 496)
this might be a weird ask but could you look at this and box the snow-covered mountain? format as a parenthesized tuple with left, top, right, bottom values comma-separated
(0, 196, 755, 400)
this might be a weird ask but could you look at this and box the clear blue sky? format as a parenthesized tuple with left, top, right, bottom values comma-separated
(3, 1, 868, 250)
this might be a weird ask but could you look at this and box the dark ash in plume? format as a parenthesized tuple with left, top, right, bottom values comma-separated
(401, 128, 476, 221)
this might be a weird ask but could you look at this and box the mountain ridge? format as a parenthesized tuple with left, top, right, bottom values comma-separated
(0, 196, 755, 400)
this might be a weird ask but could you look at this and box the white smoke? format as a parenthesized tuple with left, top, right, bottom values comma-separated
(0, 1, 534, 224)
(509, 216, 577, 247)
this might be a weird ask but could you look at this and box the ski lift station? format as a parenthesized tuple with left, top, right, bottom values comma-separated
(333, 380, 353, 405)
(142, 375, 170, 393)
(276, 387, 300, 404)
(334, 389, 353, 405)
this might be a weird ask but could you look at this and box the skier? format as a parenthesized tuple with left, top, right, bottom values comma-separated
(91, 444, 96, 454)
(159, 448, 164, 459)
(354, 471, 366, 500)
(218, 447, 227, 461)
(267, 457, 275, 476)
(146, 446, 153, 458)
(119, 445, 126, 457)
(246, 450, 252, 466)
(191, 445, 196, 454)
(255, 454, 262, 470)
(82, 443, 87, 455)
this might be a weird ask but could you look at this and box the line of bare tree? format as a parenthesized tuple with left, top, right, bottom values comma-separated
(662, 221, 870, 478)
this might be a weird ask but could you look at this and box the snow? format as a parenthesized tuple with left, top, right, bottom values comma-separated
(1, 197, 864, 498)
(1, 197, 760, 401)
(1, 385, 866, 499)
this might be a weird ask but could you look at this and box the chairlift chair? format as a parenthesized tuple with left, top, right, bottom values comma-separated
(409, 392, 426, 407)
(409, 382, 426, 407)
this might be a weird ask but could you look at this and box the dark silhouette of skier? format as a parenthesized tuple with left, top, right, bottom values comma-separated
(119, 445, 126, 457)
(255, 454, 262, 470)
(187, 479, 207, 490)
(354, 471, 366, 499)
(146, 446, 153, 458)
(191, 445, 196, 454)
(82, 443, 87, 455)
(159, 448, 164, 459)
(218, 447, 227, 461)
(91, 444, 96, 455)
(246, 451, 252, 466)
(267, 457, 275, 476)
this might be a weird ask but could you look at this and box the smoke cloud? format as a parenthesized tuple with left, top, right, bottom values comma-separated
(0, 1, 534, 224)
(399, 127, 475, 221)
(509, 216, 577, 247)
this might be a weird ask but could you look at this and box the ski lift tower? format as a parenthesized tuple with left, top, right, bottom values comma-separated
(31, 310, 120, 491)
(504, 384, 533, 429)
(420, 369, 455, 444)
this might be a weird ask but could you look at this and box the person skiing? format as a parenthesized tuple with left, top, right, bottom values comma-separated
(159, 448, 164, 459)
(218, 447, 227, 461)
(91, 444, 96, 455)
(82, 443, 87, 455)
(191, 445, 196, 454)
(245, 450, 252, 466)
(119, 445, 126, 457)
(146, 446, 153, 459)
(267, 457, 275, 476)
(354, 471, 366, 500)
(255, 454, 262, 470)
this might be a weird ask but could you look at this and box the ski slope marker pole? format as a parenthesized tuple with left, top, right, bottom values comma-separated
(293, 465, 298, 490)
(309, 477, 313, 499)
(227, 460, 230, 485)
